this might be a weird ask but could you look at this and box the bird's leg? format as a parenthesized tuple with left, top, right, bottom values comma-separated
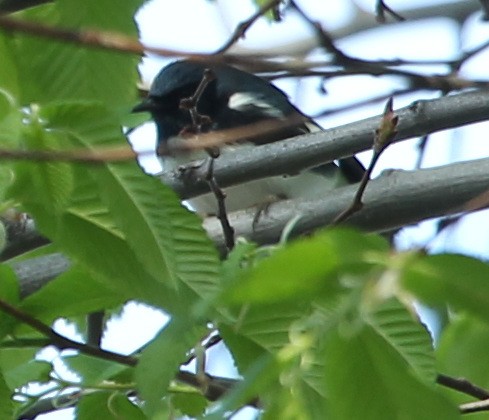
(252, 193, 287, 230)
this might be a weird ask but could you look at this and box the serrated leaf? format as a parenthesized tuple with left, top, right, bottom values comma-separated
(324, 326, 459, 420)
(235, 302, 307, 352)
(94, 161, 220, 294)
(9, 127, 74, 222)
(225, 228, 387, 304)
(403, 254, 489, 323)
(6, 101, 182, 309)
(136, 319, 206, 416)
(41, 102, 221, 310)
(14, 0, 141, 107)
(367, 298, 436, 382)
(20, 265, 125, 324)
(10, 155, 170, 308)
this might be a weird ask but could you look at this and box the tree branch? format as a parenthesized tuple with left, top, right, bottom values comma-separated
(7, 156, 489, 288)
(437, 373, 489, 400)
(0, 297, 137, 366)
(159, 89, 489, 199)
(204, 157, 489, 251)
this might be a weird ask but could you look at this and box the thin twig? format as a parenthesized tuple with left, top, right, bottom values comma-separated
(0, 297, 138, 366)
(0, 298, 245, 411)
(333, 97, 398, 224)
(375, 0, 406, 23)
(183, 334, 223, 365)
(205, 158, 235, 251)
(160, 114, 305, 155)
(0, 15, 154, 55)
(179, 68, 235, 251)
(0, 146, 137, 163)
(214, 0, 283, 54)
(0, 14, 485, 97)
(437, 373, 489, 400)
(460, 398, 489, 414)
(17, 390, 82, 420)
(479, 0, 489, 21)
(86, 311, 105, 347)
(415, 134, 429, 169)
(288, 1, 483, 93)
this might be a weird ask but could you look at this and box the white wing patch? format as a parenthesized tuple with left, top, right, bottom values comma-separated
(228, 92, 284, 118)
(304, 120, 321, 133)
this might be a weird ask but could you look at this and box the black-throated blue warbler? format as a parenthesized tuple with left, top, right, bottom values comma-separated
(133, 60, 364, 214)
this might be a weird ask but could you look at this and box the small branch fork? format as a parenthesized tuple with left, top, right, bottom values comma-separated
(2, 296, 489, 415)
(0, 297, 240, 410)
(179, 69, 235, 251)
(333, 97, 398, 224)
(0, 297, 137, 366)
(0, 9, 487, 92)
(436, 374, 489, 414)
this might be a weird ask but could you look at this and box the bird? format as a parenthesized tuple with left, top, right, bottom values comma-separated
(132, 60, 364, 215)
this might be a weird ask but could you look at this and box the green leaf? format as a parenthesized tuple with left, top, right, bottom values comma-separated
(136, 320, 206, 416)
(324, 326, 459, 420)
(219, 323, 266, 373)
(225, 234, 340, 304)
(76, 391, 113, 420)
(367, 298, 436, 382)
(0, 265, 20, 340)
(6, 101, 180, 309)
(108, 393, 146, 419)
(403, 254, 489, 323)
(234, 302, 308, 352)
(62, 354, 131, 386)
(0, 348, 51, 390)
(20, 265, 125, 324)
(41, 102, 221, 311)
(0, 372, 13, 420)
(206, 353, 279, 419)
(10, 157, 168, 307)
(9, 126, 74, 222)
(252, 0, 281, 21)
(0, 34, 19, 98)
(437, 315, 489, 390)
(225, 228, 387, 304)
(94, 161, 220, 297)
(14, 0, 141, 107)
(172, 393, 208, 417)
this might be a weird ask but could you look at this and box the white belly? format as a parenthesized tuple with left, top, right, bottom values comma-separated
(162, 146, 344, 215)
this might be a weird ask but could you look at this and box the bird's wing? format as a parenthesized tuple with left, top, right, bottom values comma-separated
(226, 92, 365, 183)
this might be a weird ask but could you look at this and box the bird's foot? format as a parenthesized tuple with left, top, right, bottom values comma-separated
(252, 193, 287, 231)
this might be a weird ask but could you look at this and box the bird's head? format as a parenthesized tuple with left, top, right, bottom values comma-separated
(132, 61, 221, 150)
(133, 60, 309, 156)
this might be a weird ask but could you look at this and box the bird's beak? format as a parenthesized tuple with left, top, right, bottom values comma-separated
(132, 98, 156, 113)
